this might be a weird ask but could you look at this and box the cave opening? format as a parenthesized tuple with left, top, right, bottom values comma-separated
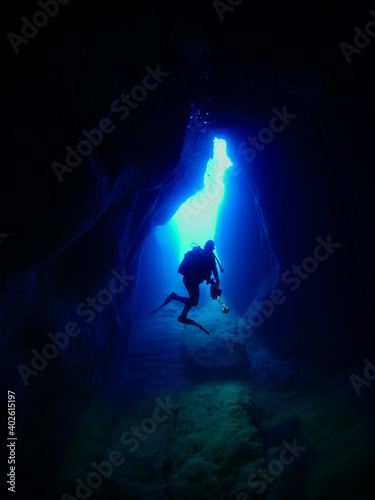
(134, 134, 279, 320)
(127, 131, 279, 393)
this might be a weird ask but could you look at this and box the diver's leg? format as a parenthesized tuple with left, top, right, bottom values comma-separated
(179, 301, 193, 318)
(173, 294, 189, 304)
(167, 275, 196, 306)
(179, 278, 199, 319)
(177, 279, 208, 333)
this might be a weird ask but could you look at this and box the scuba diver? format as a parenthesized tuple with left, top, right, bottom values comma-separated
(151, 240, 226, 334)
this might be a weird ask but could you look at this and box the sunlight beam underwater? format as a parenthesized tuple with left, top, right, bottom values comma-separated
(170, 137, 233, 261)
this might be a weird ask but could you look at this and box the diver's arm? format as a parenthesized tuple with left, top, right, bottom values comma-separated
(213, 261, 219, 284)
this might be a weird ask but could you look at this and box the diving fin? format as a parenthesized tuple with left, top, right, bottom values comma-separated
(177, 316, 209, 335)
(151, 292, 177, 314)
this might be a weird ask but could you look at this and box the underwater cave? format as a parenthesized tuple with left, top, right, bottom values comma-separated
(1, 1, 375, 499)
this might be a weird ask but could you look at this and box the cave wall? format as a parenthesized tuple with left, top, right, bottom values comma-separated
(1, 2, 374, 488)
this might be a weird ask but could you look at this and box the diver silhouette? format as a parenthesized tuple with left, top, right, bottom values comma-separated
(151, 240, 222, 335)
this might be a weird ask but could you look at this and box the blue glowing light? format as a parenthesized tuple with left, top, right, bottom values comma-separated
(170, 138, 233, 260)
